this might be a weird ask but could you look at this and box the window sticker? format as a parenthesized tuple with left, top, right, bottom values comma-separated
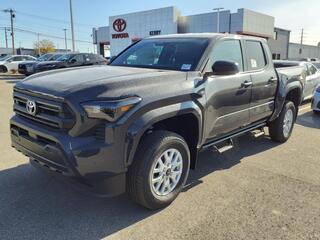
(181, 64, 192, 70)
(251, 59, 257, 69)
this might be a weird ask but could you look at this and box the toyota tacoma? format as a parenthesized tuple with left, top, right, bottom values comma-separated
(11, 34, 303, 209)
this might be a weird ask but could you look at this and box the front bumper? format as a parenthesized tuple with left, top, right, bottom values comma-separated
(311, 91, 320, 111)
(10, 115, 126, 197)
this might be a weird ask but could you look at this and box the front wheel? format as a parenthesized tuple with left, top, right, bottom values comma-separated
(0, 65, 7, 73)
(269, 101, 296, 143)
(127, 130, 190, 209)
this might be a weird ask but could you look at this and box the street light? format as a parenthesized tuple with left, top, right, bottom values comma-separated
(2, 9, 15, 54)
(213, 7, 224, 33)
(63, 28, 68, 51)
(69, 0, 75, 51)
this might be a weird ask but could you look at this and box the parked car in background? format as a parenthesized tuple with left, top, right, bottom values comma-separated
(289, 58, 313, 62)
(0, 53, 10, 59)
(312, 62, 320, 70)
(311, 58, 320, 62)
(18, 53, 64, 76)
(0, 55, 37, 73)
(274, 60, 320, 100)
(34, 53, 107, 73)
(311, 85, 320, 114)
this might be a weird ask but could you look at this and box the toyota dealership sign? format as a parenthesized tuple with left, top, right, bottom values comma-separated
(112, 18, 129, 39)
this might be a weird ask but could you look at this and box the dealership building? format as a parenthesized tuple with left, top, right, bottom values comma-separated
(92, 6, 319, 60)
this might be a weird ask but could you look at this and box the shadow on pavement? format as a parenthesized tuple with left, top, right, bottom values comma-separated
(296, 111, 320, 129)
(0, 133, 279, 240)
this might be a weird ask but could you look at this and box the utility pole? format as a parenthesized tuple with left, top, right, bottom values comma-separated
(69, 0, 75, 51)
(3, 9, 15, 54)
(63, 28, 68, 51)
(299, 28, 304, 56)
(4, 27, 8, 48)
(213, 7, 224, 33)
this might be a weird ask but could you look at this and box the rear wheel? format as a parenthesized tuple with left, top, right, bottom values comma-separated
(269, 101, 296, 143)
(0, 66, 7, 73)
(127, 130, 190, 209)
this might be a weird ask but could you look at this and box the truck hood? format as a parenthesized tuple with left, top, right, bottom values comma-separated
(15, 65, 189, 101)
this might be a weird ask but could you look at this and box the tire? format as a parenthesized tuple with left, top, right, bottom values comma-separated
(127, 130, 190, 210)
(0, 66, 7, 73)
(269, 101, 296, 143)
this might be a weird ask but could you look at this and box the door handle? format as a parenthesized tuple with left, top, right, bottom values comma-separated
(241, 81, 253, 87)
(268, 77, 277, 84)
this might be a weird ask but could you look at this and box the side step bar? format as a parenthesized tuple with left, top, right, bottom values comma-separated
(213, 139, 234, 154)
(251, 128, 265, 138)
(202, 122, 267, 151)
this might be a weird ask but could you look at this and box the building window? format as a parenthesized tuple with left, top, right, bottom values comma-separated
(273, 31, 278, 40)
(272, 53, 281, 60)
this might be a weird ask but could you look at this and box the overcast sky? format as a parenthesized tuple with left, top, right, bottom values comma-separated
(0, 0, 319, 52)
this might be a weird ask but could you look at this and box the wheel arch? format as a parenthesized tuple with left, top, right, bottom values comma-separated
(126, 101, 203, 170)
(269, 81, 303, 122)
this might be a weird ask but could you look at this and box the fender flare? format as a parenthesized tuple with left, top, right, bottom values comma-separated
(269, 79, 303, 122)
(124, 101, 203, 167)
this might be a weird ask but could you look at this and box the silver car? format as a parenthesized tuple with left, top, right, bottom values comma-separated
(311, 85, 320, 113)
(274, 60, 320, 100)
(313, 62, 320, 70)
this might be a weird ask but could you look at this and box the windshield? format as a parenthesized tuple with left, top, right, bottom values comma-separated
(313, 62, 320, 69)
(110, 38, 209, 71)
(56, 54, 75, 62)
(37, 54, 53, 61)
(50, 54, 63, 61)
(0, 55, 11, 61)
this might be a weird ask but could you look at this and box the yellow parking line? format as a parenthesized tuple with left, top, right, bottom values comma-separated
(298, 105, 311, 114)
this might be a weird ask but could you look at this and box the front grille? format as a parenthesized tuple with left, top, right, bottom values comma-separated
(13, 88, 75, 130)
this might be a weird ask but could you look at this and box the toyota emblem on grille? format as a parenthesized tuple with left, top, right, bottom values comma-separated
(26, 100, 37, 115)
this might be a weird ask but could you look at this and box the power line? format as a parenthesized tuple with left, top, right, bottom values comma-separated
(15, 10, 96, 27)
(0, 26, 92, 44)
(15, 19, 92, 35)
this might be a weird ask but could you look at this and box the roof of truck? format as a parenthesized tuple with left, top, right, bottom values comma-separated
(148, 33, 265, 41)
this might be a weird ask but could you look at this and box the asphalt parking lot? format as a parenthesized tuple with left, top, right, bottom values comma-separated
(0, 76, 320, 240)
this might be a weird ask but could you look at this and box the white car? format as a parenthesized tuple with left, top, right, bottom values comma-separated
(0, 55, 37, 73)
(311, 85, 320, 114)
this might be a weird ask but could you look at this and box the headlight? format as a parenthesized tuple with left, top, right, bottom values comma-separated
(81, 96, 142, 122)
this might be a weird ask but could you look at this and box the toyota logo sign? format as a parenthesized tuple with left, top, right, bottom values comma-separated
(113, 18, 127, 32)
(26, 100, 37, 116)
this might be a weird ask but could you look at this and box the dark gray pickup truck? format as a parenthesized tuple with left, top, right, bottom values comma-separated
(11, 34, 303, 209)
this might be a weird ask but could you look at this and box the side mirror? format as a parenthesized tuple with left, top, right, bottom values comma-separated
(211, 61, 239, 76)
(70, 59, 77, 63)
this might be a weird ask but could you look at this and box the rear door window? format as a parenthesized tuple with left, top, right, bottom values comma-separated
(70, 54, 84, 63)
(245, 41, 267, 71)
